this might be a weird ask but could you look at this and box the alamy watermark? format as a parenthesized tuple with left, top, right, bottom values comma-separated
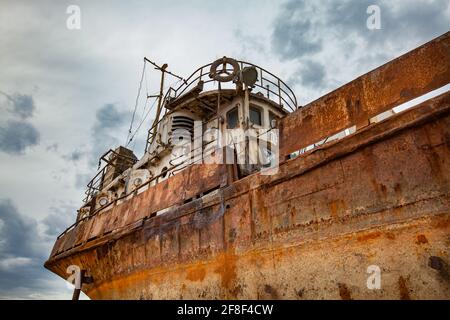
(366, 265, 381, 289)
(66, 5, 81, 30)
(366, 5, 381, 30)
(170, 122, 280, 175)
(66, 264, 82, 290)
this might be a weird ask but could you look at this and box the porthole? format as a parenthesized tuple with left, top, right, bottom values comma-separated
(98, 197, 108, 206)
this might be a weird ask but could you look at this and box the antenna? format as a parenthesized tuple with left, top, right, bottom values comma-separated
(143, 57, 186, 149)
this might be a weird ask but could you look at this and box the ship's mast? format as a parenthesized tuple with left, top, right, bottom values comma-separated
(144, 57, 185, 149)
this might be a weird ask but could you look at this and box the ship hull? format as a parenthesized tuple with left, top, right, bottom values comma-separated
(45, 96, 450, 299)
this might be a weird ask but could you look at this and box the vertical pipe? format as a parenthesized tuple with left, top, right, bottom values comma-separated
(150, 65, 167, 145)
(278, 79, 282, 106)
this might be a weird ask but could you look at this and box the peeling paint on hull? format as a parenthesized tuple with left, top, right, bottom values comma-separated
(45, 32, 450, 300)
(45, 97, 450, 299)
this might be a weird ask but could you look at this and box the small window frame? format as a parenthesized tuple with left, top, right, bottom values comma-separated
(249, 105, 263, 127)
(226, 107, 239, 129)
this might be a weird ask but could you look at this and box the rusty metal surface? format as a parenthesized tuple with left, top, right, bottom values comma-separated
(279, 32, 450, 158)
(45, 33, 450, 299)
(45, 93, 450, 299)
(48, 163, 227, 257)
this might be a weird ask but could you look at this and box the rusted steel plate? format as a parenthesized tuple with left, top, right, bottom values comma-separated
(61, 227, 77, 252)
(223, 194, 252, 252)
(143, 230, 161, 269)
(48, 164, 227, 259)
(87, 211, 109, 240)
(102, 202, 126, 235)
(127, 163, 225, 223)
(179, 216, 200, 262)
(280, 32, 450, 157)
(48, 93, 449, 262)
(45, 100, 450, 299)
(73, 219, 94, 247)
(160, 224, 180, 265)
(50, 236, 64, 257)
(197, 205, 224, 256)
(186, 164, 228, 198)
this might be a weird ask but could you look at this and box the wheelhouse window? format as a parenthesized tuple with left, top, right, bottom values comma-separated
(227, 107, 239, 129)
(249, 106, 262, 126)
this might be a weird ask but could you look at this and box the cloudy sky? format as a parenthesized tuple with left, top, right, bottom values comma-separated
(0, 0, 448, 299)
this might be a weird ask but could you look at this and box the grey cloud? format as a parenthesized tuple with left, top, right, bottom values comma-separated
(0, 199, 41, 259)
(94, 103, 127, 130)
(63, 149, 86, 162)
(46, 143, 59, 152)
(0, 91, 36, 119)
(234, 30, 268, 58)
(361, 1, 446, 40)
(271, 0, 450, 62)
(271, 13, 322, 60)
(0, 199, 68, 298)
(0, 120, 40, 155)
(75, 103, 129, 191)
(75, 173, 91, 190)
(11, 94, 35, 119)
(0, 91, 40, 155)
(0, 199, 45, 294)
(323, 0, 450, 52)
(42, 205, 77, 237)
(290, 60, 326, 88)
(73, 103, 136, 191)
(90, 103, 128, 165)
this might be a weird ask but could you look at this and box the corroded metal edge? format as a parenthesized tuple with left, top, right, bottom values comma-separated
(45, 93, 450, 299)
(279, 31, 450, 157)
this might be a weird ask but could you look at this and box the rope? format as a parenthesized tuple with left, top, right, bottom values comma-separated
(126, 96, 158, 147)
(125, 60, 146, 145)
(125, 61, 183, 150)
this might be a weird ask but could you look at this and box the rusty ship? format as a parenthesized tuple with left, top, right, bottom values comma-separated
(45, 32, 450, 300)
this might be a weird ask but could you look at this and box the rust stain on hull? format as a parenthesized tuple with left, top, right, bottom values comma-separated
(46, 99, 450, 299)
(45, 32, 450, 300)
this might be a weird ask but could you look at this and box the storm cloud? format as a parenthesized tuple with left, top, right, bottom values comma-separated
(90, 103, 129, 165)
(0, 198, 77, 299)
(42, 205, 77, 238)
(269, 0, 450, 97)
(0, 199, 49, 298)
(0, 91, 40, 155)
(0, 91, 36, 119)
(290, 60, 327, 88)
(271, 2, 323, 60)
(0, 120, 40, 155)
(0, 199, 41, 259)
(0, 0, 448, 300)
(271, 0, 450, 61)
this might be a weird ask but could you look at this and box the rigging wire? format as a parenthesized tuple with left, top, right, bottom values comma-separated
(125, 59, 147, 145)
(126, 95, 158, 147)
(130, 97, 149, 151)
(125, 59, 187, 151)
(127, 87, 160, 148)
(135, 78, 185, 147)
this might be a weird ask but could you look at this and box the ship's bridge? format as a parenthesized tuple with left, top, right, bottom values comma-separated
(145, 57, 298, 151)
(81, 57, 299, 220)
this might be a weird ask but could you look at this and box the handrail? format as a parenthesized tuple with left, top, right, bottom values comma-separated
(145, 59, 298, 151)
(58, 142, 230, 239)
(83, 150, 138, 203)
(168, 60, 298, 112)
